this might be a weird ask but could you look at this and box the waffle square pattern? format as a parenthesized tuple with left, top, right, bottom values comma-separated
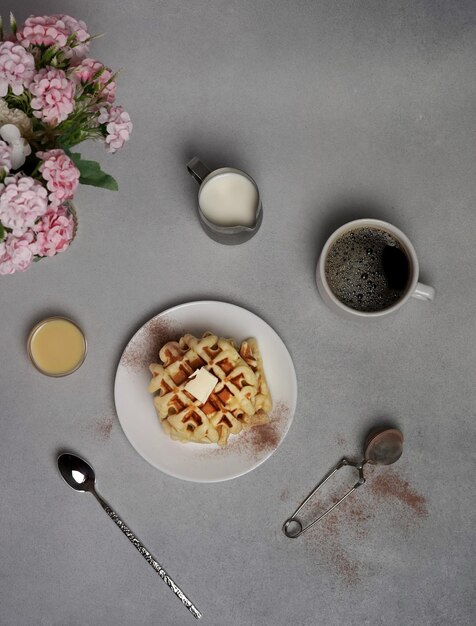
(148, 332, 272, 446)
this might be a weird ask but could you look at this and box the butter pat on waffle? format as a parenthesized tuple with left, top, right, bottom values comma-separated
(148, 332, 272, 446)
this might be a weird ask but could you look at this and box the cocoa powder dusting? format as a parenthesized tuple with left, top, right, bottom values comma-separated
(120, 316, 181, 372)
(210, 401, 289, 458)
(369, 468, 428, 518)
(299, 455, 428, 586)
(280, 488, 290, 502)
(319, 499, 372, 542)
(336, 434, 347, 447)
(247, 422, 281, 453)
(305, 507, 364, 586)
(321, 511, 340, 538)
(95, 415, 114, 441)
(83, 411, 115, 441)
(331, 545, 361, 586)
(248, 401, 289, 454)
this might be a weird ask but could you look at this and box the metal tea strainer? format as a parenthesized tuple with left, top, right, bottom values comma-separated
(283, 428, 404, 538)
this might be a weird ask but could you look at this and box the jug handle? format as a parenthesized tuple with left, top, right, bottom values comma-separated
(187, 157, 211, 185)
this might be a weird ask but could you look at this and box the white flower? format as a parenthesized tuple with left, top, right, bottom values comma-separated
(0, 124, 31, 170)
(0, 100, 33, 138)
(0, 139, 12, 174)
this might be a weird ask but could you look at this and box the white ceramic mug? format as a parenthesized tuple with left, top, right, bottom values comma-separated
(316, 218, 435, 319)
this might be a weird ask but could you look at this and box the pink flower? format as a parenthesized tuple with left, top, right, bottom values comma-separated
(0, 140, 12, 174)
(32, 205, 74, 257)
(37, 149, 80, 206)
(0, 41, 36, 97)
(29, 68, 75, 126)
(98, 106, 132, 153)
(58, 15, 90, 59)
(17, 15, 68, 48)
(17, 14, 90, 59)
(0, 175, 48, 236)
(0, 231, 35, 275)
(70, 58, 116, 103)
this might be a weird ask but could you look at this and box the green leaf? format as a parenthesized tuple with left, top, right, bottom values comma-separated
(10, 12, 16, 35)
(0, 222, 4, 242)
(69, 152, 118, 191)
(41, 44, 59, 66)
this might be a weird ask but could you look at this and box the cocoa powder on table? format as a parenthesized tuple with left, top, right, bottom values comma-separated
(82, 411, 115, 441)
(336, 434, 348, 447)
(369, 469, 428, 518)
(280, 487, 290, 502)
(330, 544, 360, 586)
(95, 414, 114, 441)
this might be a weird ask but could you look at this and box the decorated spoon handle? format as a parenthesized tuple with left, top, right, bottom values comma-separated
(93, 491, 202, 620)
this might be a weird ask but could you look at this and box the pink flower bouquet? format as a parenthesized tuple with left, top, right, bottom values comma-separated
(0, 13, 132, 275)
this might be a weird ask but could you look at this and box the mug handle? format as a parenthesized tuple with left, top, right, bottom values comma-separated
(412, 282, 436, 302)
(187, 157, 211, 185)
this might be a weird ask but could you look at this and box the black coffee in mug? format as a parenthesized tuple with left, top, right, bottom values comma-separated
(324, 227, 410, 312)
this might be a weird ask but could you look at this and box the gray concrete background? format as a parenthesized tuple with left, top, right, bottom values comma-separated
(1, 1, 475, 624)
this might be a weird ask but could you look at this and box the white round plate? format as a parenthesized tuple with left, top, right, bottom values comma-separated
(114, 301, 297, 482)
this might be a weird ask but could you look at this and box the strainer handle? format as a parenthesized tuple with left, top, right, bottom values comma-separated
(283, 458, 366, 538)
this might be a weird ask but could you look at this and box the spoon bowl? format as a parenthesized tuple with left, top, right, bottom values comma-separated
(57, 452, 96, 492)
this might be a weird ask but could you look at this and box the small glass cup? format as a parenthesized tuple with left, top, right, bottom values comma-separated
(187, 157, 263, 245)
(27, 316, 87, 377)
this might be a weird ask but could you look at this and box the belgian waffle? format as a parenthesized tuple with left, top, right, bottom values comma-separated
(148, 332, 272, 445)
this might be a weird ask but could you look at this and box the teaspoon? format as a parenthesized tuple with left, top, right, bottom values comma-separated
(57, 452, 202, 620)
